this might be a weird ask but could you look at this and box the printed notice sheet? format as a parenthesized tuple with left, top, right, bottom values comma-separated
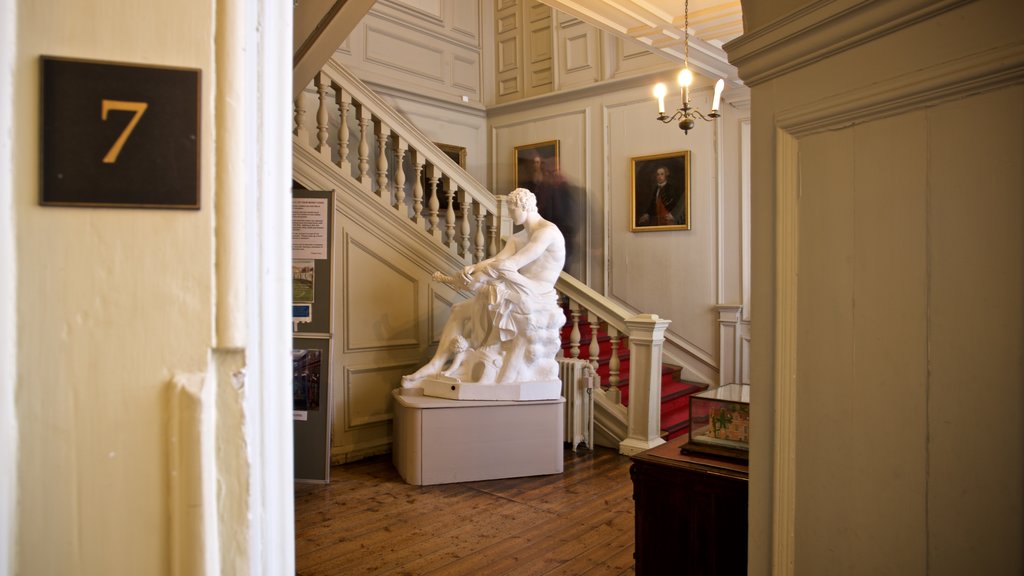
(292, 198, 329, 259)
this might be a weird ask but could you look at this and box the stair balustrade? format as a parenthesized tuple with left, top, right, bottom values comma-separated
(292, 58, 672, 457)
(557, 272, 670, 455)
(293, 59, 507, 264)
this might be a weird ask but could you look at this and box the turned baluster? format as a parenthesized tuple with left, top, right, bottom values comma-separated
(393, 136, 407, 210)
(293, 93, 307, 140)
(445, 180, 457, 246)
(608, 326, 622, 389)
(425, 165, 440, 236)
(335, 89, 351, 174)
(314, 72, 330, 158)
(411, 151, 424, 224)
(487, 216, 498, 258)
(474, 202, 486, 262)
(588, 311, 601, 365)
(460, 193, 472, 257)
(568, 301, 582, 359)
(356, 103, 371, 185)
(374, 120, 390, 197)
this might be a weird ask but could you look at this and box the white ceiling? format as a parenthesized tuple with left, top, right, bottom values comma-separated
(540, 0, 744, 82)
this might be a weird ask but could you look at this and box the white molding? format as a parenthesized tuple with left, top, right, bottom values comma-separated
(776, 42, 1024, 136)
(715, 97, 727, 305)
(771, 128, 799, 576)
(724, 0, 970, 87)
(740, 118, 751, 322)
(488, 63, 718, 116)
(0, 0, 15, 571)
(243, 0, 295, 572)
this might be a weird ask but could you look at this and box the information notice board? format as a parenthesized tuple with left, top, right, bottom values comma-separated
(292, 189, 333, 483)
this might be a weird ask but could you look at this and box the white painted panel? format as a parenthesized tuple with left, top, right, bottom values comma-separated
(529, 24, 552, 63)
(564, 29, 591, 72)
(450, 0, 479, 41)
(365, 24, 445, 83)
(794, 114, 929, 576)
(345, 237, 419, 350)
(926, 86, 1024, 575)
(498, 36, 519, 72)
(498, 75, 520, 98)
(527, 0, 548, 23)
(611, 37, 672, 80)
(452, 53, 479, 92)
(430, 289, 456, 344)
(529, 65, 552, 89)
(344, 365, 406, 428)
(496, 12, 518, 35)
(393, 0, 442, 19)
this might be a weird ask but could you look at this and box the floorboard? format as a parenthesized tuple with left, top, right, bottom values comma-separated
(295, 446, 636, 576)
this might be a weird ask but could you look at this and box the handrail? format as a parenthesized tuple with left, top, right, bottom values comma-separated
(555, 272, 632, 334)
(320, 59, 498, 217)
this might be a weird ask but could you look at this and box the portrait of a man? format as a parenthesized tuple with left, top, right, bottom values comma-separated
(630, 151, 690, 231)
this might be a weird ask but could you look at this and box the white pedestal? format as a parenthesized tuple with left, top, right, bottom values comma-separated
(421, 378, 562, 401)
(392, 389, 565, 486)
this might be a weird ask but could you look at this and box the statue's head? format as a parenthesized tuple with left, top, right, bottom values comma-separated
(508, 187, 538, 213)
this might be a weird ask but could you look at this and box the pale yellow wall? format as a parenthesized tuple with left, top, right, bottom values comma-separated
(738, 0, 1024, 573)
(14, 0, 215, 573)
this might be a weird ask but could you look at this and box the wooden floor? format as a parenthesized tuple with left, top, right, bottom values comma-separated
(294, 446, 637, 576)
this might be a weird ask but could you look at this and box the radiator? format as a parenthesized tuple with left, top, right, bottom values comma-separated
(558, 356, 596, 451)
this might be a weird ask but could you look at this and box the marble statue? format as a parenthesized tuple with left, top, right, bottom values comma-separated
(402, 188, 566, 399)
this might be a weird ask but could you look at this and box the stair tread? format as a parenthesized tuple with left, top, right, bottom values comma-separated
(559, 309, 707, 438)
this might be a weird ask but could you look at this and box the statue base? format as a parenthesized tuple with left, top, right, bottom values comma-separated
(421, 377, 562, 401)
(392, 389, 565, 485)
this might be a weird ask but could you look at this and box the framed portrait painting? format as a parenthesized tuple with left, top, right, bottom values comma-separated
(630, 150, 690, 232)
(514, 140, 559, 191)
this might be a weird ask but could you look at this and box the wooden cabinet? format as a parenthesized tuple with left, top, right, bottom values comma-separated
(630, 436, 749, 575)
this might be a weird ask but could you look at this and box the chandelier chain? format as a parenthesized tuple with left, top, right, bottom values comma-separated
(651, 0, 723, 133)
(684, 0, 689, 69)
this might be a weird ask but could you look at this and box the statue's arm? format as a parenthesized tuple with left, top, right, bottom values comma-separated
(496, 226, 556, 271)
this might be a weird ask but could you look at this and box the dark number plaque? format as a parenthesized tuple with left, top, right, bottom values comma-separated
(40, 56, 201, 209)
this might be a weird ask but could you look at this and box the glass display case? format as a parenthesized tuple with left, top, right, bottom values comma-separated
(684, 383, 750, 460)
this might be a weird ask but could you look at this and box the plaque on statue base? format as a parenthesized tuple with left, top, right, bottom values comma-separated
(420, 377, 562, 401)
(392, 389, 565, 486)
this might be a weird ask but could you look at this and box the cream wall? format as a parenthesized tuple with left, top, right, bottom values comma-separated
(729, 0, 1024, 573)
(8, 0, 298, 574)
(13, 1, 215, 573)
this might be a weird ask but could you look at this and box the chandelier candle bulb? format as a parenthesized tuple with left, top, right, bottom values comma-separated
(712, 79, 725, 113)
(678, 68, 693, 104)
(654, 83, 667, 115)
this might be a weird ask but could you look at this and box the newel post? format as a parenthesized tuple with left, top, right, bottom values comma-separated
(619, 314, 671, 456)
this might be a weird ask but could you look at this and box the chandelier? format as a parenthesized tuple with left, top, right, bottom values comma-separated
(653, 0, 725, 134)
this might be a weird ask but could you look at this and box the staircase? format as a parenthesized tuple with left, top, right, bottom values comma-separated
(292, 57, 716, 458)
(560, 309, 707, 441)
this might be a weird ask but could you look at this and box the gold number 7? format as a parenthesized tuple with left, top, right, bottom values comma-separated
(101, 99, 148, 164)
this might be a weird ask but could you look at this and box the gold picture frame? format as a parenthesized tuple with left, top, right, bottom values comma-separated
(513, 140, 560, 191)
(630, 150, 690, 232)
